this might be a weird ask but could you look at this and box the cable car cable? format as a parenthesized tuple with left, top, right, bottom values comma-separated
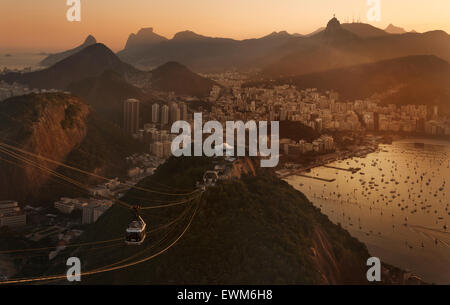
(0, 199, 200, 284)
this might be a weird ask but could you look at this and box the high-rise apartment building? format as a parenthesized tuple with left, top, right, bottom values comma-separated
(152, 103, 160, 123)
(179, 102, 189, 121)
(123, 99, 140, 134)
(161, 105, 169, 125)
(170, 103, 181, 124)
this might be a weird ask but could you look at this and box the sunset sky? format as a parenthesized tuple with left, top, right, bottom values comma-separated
(1, 0, 449, 52)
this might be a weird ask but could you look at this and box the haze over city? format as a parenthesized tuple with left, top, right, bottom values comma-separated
(1, 0, 450, 51)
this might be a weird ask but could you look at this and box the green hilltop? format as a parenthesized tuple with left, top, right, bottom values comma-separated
(58, 156, 372, 284)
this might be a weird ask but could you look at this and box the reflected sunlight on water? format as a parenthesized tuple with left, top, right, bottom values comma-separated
(286, 139, 450, 284)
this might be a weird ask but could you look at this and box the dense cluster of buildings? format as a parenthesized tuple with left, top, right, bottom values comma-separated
(122, 79, 450, 162)
(54, 197, 113, 225)
(0, 80, 68, 102)
(125, 153, 164, 178)
(207, 85, 341, 128)
(150, 101, 189, 126)
(139, 126, 175, 158)
(361, 104, 450, 135)
(123, 98, 192, 158)
(206, 84, 450, 136)
(0, 201, 27, 228)
(203, 71, 250, 90)
(280, 135, 335, 155)
(52, 153, 163, 225)
(0, 81, 31, 101)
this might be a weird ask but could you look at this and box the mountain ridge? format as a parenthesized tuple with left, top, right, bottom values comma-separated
(67, 157, 372, 284)
(385, 24, 408, 34)
(59, 156, 419, 284)
(261, 18, 450, 78)
(1, 43, 140, 90)
(150, 61, 217, 96)
(40, 35, 97, 67)
(115, 27, 300, 71)
(115, 18, 449, 74)
(248, 55, 450, 113)
(67, 70, 149, 125)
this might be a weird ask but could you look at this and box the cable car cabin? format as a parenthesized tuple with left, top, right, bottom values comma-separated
(125, 216, 146, 245)
(203, 170, 219, 187)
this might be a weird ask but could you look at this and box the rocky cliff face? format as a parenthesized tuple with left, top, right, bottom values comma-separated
(311, 226, 367, 284)
(0, 93, 90, 201)
(123, 28, 168, 50)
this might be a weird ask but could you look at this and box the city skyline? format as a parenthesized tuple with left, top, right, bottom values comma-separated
(1, 0, 450, 51)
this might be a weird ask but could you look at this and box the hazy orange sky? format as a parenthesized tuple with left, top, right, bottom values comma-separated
(1, 0, 449, 52)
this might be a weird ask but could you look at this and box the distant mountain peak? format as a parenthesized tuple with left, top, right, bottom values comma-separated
(4, 42, 138, 90)
(84, 35, 97, 45)
(123, 27, 167, 51)
(270, 31, 289, 36)
(264, 31, 291, 39)
(150, 61, 216, 96)
(320, 16, 359, 43)
(172, 30, 206, 41)
(137, 27, 154, 34)
(39, 35, 98, 67)
(326, 16, 341, 31)
(154, 61, 186, 71)
(385, 24, 407, 34)
(83, 43, 112, 53)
